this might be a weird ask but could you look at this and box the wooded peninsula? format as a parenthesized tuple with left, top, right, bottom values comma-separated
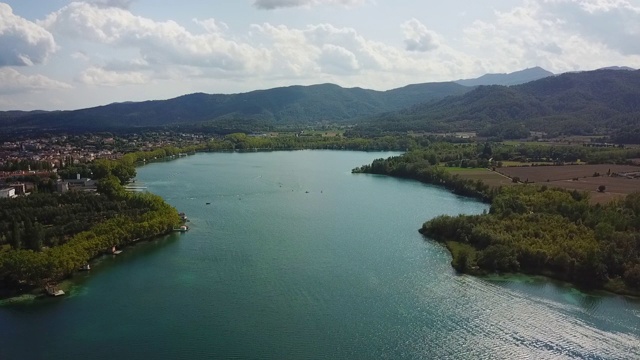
(353, 142, 640, 295)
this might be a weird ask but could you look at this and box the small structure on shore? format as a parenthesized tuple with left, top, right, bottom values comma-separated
(174, 225, 189, 232)
(45, 284, 65, 297)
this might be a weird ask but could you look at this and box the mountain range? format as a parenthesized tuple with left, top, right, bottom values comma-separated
(455, 66, 553, 86)
(360, 69, 640, 139)
(1, 67, 639, 139)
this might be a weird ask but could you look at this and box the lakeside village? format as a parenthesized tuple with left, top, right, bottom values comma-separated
(0, 133, 199, 298)
(0, 132, 210, 198)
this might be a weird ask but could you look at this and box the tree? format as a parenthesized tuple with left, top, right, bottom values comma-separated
(598, 185, 606, 193)
(454, 248, 471, 272)
(10, 222, 22, 250)
(481, 142, 493, 159)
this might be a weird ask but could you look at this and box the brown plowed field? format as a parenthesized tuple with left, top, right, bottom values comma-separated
(490, 164, 640, 204)
(496, 164, 640, 183)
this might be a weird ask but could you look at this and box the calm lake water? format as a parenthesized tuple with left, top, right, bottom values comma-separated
(1, 151, 639, 359)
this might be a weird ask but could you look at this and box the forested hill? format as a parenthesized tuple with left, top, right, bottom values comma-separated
(455, 66, 553, 86)
(359, 69, 640, 138)
(0, 82, 470, 133)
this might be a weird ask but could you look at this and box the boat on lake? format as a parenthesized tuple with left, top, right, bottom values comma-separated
(80, 264, 91, 271)
(111, 246, 122, 255)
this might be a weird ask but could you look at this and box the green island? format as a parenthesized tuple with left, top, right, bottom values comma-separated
(353, 142, 640, 296)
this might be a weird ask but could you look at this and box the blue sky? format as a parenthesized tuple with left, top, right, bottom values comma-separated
(1, 0, 639, 110)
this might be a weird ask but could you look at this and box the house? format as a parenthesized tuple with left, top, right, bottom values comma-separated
(58, 174, 97, 192)
(0, 187, 16, 199)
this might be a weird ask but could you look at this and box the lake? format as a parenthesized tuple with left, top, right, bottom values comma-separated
(1, 151, 639, 359)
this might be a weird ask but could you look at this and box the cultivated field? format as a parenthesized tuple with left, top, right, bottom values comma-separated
(446, 168, 514, 188)
(496, 164, 640, 183)
(495, 164, 640, 204)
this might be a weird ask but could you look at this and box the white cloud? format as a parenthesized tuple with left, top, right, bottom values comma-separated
(251, 22, 471, 84)
(541, 0, 640, 55)
(193, 18, 229, 33)
(92, 0, 135, 9)
(41, 2, 269, 73)
(461, 0, 640, 74)
(0, 3, 57, 67)
(102, 58, 149, 72)
(401, 18, 440, 52)
(71, 51, 90, 61)
(318, 44, 360, 74)
(0, 68, 71, 94)
(253, 0, 365, 10)
(77, 66, 148, 86)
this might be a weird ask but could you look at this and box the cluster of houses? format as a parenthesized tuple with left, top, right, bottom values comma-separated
(1, 174, 97, 199)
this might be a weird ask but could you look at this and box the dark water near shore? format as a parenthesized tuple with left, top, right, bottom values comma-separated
(1, 151, 639, 359)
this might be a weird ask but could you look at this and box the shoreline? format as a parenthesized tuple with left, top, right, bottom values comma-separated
(429, 236, 640, 299)
(0, 230, 181, 304)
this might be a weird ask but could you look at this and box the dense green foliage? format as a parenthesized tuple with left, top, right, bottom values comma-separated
(0, 192, 153, 249)
(421, 188, 640, 292)
(205, 133, 424, 152)
(0, 192, 179, 288)
(352, 147, 497, 201)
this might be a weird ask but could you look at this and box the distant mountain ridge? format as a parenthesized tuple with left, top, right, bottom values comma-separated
(455, 67, 554, 87)
(2, 67, 640, 139)
(0, 82, 471, 133)
(598, 66, 637, 71)
(361, 69, 640, 138)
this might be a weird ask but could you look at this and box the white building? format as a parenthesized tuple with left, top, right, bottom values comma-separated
(0, 187, 16, 198)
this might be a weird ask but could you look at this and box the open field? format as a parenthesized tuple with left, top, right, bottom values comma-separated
(492, 164, 640, 204)
(500, 161, 555, 167)
(496, 164, 640, 183)
(447, 164, 640, 204)
(445, 167, 515, 188)
(546, 177, 636, 204)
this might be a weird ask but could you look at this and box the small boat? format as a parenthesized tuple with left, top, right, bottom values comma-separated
(174, 225, 189, 232)
(79, 264, 91, 271)
(45, 284, 65, 297)
(206, 202, 211, 205)
(111, 246, 122, 255)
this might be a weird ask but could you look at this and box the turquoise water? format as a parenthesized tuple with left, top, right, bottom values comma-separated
(1, 151, 639, 359)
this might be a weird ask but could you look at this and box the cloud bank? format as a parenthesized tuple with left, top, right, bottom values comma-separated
(0, 3, 57, 67)
(0, 68, 70, 94)
(253, 0, 365, 10)
(41, 2, 268, 73)
(402, 18, 440, 52)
